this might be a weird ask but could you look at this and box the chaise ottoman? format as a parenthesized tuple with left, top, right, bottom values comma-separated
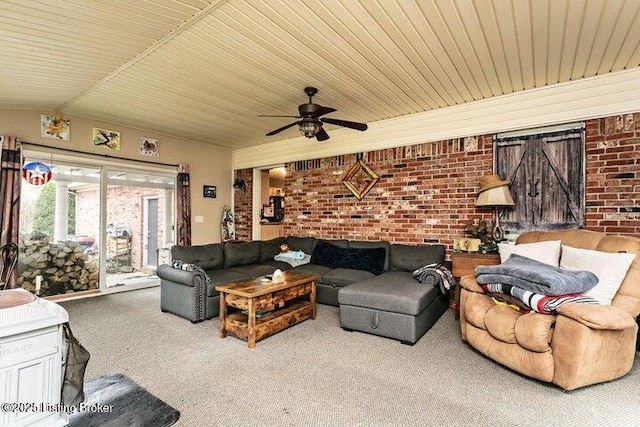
(338, 270, 449, 345)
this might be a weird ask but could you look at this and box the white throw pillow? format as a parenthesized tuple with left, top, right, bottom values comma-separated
(498, 240, 562, 266)
(560, 245, 636, 305)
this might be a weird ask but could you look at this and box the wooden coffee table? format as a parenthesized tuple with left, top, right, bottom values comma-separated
(216, 271, 317, 348)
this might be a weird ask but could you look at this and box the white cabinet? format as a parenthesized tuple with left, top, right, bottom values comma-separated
(0, 289, 69, 427)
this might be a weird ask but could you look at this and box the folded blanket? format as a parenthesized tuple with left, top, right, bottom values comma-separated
(274, 252, 311, 267)
(481, 282, 600, 314)
(413, 263, 455, 295)
(277, 250, 306, 260)
(475, 254, 598, 296)
(171, 259, 211, 283)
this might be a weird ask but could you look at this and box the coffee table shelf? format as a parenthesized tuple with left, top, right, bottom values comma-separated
(216, 272, 317, 348)
(224, 299, 314, 343)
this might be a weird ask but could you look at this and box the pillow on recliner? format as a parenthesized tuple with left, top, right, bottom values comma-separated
(498, 240, 561, 266)
(560, 245, 636, 305)
(311, 240, 386, 275)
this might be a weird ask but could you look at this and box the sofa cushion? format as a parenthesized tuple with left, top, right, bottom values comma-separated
(259, 259, 294, 271)
(227, 263, 282, 279)
(348, 240, 391, 271)
(338, 271, 439, 316)
(320, 268, 375, 287)
(204, 269, 252, 297)
(311, 240, 386, 275)
(224, 241, 261, 268)
(286, 236, 317, 255)
(259, 237, 286, 262)
(389, 244, 445, 272)
(171, 244, 224, 270)
(462, 290, 556, 353)
(289, 263, 333, 277)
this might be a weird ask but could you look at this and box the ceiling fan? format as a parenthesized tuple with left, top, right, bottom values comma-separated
(259, 87, 368, 141)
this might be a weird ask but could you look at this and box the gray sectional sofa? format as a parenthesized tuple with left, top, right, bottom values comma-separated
(156, 236, 448, 344)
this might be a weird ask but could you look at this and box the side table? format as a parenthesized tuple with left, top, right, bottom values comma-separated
(450, 252, 501, 319)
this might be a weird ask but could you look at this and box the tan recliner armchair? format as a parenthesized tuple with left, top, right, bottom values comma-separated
(459, 229, 640, 390)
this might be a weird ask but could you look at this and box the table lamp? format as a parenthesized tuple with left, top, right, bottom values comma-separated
(475, 175, 514, 242)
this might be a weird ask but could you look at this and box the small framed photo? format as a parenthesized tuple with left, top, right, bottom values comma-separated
(203, 185, 217, 198)
(93, 127, 120, 150)
(139, 137, 159, 157)
(41, 114, 70, 141)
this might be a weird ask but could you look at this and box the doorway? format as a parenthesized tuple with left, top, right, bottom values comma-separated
(104, 167, 175, 290)
(254, 166, 286, 240)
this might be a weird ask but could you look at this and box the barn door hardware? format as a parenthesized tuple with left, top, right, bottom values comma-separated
(528, 179, 540, 198)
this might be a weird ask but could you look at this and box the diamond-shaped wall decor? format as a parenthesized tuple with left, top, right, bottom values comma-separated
(342, 159, 379, 200)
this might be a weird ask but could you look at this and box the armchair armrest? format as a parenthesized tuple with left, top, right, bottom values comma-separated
(460, 275, 484, 293)
(156, 264, 205, 287)
(556, 302, 637, 330)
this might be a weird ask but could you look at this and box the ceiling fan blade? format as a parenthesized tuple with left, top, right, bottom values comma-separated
(321, 117, 368, 131)
(266, 121, 300, 136)
(258, 115, 301, 118)
(315, 127, 330, 141)
(316, 106, 337, 117)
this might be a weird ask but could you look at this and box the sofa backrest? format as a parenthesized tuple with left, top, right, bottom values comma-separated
(517, 229, 640, 317)
(223, 241, 261, 268)
(348, 240, 391, 272)
(259, 237, 286, 262)
(389, 244, 446, 272)
(286, 236, 317, 255)
(171, 243, 224, 270)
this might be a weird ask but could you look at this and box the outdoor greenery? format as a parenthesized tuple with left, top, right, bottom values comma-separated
(33, 181, 76, 238)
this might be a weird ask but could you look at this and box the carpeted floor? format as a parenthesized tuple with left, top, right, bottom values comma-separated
(60, 287, 640, 427)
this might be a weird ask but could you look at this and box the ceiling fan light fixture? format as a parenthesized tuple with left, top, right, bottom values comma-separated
(299, 120, 320, 138)
(261, 87, 367, 141)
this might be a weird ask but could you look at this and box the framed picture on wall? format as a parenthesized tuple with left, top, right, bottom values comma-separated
(92, 127, 121, 150)
(41, 114, 70, 141)
(139, 137, 159, 157)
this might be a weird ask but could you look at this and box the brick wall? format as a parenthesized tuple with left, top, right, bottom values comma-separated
(76, 186, 168, 269)
(235, 111, 640, 245)
(585, 112, 640, 234)
(233, 169, 253, 241)
(284, 136, 493, 247)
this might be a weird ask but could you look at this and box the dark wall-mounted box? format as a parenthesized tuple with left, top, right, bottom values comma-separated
(203, 185, 217, 198)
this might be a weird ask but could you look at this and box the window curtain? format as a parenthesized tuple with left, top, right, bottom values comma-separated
(176, 163, 191, 246)
(0, 136, 21, 288)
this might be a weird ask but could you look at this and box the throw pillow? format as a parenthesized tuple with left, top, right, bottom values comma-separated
(560, 245, 636, 305)
(311, 240, 386, 275)
(498, 240, 561, 266)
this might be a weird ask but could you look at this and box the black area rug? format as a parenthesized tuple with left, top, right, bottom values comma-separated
(68, 373, 180, 427)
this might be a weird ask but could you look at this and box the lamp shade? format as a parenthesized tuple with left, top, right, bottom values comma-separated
(475, 184, 514, 207)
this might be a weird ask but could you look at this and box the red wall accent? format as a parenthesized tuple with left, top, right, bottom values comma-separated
(235, 112, 640, 245)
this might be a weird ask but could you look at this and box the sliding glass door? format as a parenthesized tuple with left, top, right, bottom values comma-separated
(19, 159, 102, 297)
(19, 151, 175, 297)
(104, 168, 174, 289)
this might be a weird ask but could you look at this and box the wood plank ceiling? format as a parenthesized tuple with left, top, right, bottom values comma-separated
(1, 0, 639, 149)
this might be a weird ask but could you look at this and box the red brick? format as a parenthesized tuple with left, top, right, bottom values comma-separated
(233, 117, 639, 246)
